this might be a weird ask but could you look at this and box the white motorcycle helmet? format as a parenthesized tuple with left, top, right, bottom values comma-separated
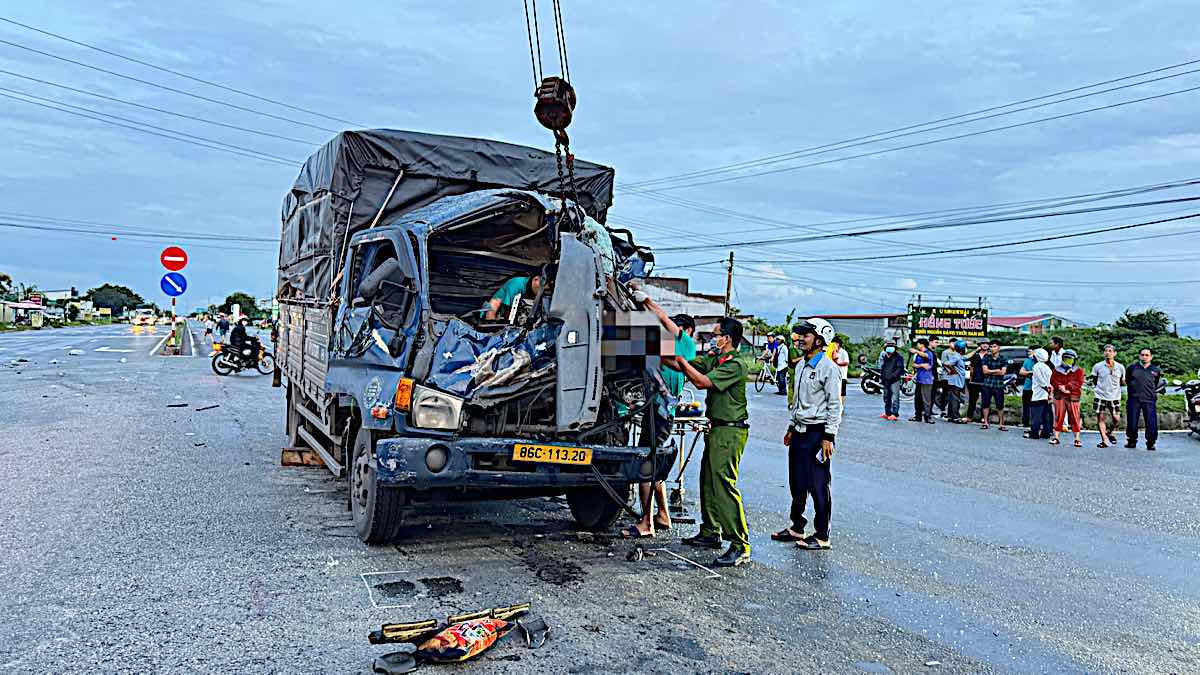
(799, 317, 836, 346)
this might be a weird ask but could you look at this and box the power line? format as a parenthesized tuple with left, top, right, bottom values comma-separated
(0, 15, 364, 127)
(630, 175, 1200, 243)
(655, 195, 1200, 253)
(0, 89, 299, 167)
(0, 220, 278, 247)
(625, 83, 1200, 193)
(739, 212, 1200, 264)
(0, 36, 340, 134)
(624, 59, 1200, 189)
(0, 211, 279, 242)
(0, 68, 320, 145)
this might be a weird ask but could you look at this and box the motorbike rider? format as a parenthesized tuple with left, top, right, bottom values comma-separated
(229, 317, 260, 365)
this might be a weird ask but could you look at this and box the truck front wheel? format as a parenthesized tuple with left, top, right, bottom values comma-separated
(349, 427, 406, 544)
(566, 483, 629, 532)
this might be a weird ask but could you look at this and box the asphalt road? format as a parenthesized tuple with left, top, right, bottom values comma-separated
(2, 323, 1198, 673)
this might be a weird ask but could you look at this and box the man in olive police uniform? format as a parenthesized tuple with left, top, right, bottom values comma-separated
(664, 317, 752, 567)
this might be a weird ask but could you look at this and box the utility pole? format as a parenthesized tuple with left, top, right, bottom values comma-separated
(723, 251, 734, 317)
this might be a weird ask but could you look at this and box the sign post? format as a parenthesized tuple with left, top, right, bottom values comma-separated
(159, 247, 188, 354)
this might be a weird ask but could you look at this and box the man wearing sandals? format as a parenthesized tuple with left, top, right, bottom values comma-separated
(1090, 345, 1124, 448)
(628, 292, 697, 538)
(1051, 348, 1085, 447)
(979, 342, 1009, 431)
(772, 317, 842, 551)
(1026, 348, 1054, 440)
(667, 317, 752, 567)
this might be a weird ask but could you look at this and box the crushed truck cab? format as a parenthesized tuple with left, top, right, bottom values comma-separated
(275, 130, 677, 543)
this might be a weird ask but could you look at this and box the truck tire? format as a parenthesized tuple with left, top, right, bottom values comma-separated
(349, 427, 406, 544)
(566, 483, 629, 532)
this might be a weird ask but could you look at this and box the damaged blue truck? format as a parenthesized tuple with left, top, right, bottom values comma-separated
(275, 130, 677, 543)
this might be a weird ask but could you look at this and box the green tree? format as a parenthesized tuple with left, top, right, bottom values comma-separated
(66, 304, 80, 321)
(85, 284, 145, 315)
(0, 272, 11, 296)
(220, 292, 261, 318)
(1115, 308, 1171, 335)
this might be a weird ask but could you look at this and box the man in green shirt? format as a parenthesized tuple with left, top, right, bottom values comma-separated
(624, 293, 698, 538)
(483, 274, 543, 321)
(786, 330, 803, 408)
(664, 317, 751, 567)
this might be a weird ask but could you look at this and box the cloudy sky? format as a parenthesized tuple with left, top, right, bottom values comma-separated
(2, 1, 1199, 324)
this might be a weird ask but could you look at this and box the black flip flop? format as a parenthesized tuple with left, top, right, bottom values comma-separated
(796, 535, 831, 550)
(770, 529, 804, 542)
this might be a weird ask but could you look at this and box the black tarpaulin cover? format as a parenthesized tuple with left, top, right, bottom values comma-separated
(278, 129, 615, 302)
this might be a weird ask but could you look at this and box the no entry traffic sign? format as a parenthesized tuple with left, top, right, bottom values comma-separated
(161, 272, 187, 297)
(160, 246, 188, 271)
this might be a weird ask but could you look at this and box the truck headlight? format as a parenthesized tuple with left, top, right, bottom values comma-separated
(411, 385, 464, 430)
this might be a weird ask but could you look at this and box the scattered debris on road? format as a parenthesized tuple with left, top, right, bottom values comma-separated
(166, 403, 188, 408)
(194, 404, 220, 411)
(67, 349, 84, 356)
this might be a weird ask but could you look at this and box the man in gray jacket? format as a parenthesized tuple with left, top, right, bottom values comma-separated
(771, 317, 843, 551)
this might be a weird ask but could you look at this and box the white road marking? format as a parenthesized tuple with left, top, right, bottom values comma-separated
(148, 333, 170, 356)
(94, 347, 135, 353)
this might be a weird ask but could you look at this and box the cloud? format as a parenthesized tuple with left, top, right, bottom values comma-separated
(897, 277, 918, 290)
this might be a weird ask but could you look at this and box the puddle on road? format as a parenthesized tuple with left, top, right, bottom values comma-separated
(418, 576, 463, 598)
(375, 580, 418, 599)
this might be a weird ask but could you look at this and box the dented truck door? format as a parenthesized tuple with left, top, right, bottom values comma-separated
(549, 233, 603, 432)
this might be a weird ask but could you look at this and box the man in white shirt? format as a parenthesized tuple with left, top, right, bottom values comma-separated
(1090, 344, 1125, 448)
(1027, 348, 1054, 439)
(828, 336, 850, 403)
(1048, 336, 1065, 369)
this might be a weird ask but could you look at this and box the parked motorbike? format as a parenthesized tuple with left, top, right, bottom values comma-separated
(1173, 373, 1200, 438)
(1003, 373, 1021, 397)
(859, 366, 916, 400)
(211, 341, 274, 376)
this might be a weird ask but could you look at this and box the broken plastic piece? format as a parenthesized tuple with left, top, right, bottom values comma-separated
(194, 404, 220, 411)
(516, 616, 551, 650)
(67, 349, 84, 356)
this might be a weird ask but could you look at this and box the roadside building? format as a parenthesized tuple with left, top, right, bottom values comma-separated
(990, 313, 1083, 335)
(821, 313, 909, 344)
(644, 276, 754, 342)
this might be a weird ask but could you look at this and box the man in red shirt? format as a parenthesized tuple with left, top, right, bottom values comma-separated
(1050, 348, 1085, 447)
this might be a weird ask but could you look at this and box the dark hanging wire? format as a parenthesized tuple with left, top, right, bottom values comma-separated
(522, 0, 542, 88)
(530, 0, 544, 80)
(552, 0, 570, 82)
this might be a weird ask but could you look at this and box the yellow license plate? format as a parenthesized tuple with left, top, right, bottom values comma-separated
(512, 443, 593, 466)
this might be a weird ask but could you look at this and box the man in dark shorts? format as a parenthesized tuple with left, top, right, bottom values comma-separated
(979, 342, 1009, 431)
(966, 340, 989, 421)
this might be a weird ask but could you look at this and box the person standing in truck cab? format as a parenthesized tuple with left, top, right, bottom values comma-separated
(626, 288, 698, 539)
(483, 274, 543, 321)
